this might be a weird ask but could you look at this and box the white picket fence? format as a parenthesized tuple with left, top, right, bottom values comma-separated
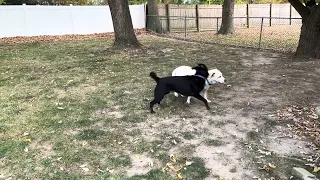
(0, 4, 301, 38)
(0, 4, 146, 38)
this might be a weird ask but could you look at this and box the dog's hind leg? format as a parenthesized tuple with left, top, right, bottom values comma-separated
(193, 94, 210, 110)
(150, 93, 165, 113)
(150, 100, 158, 113)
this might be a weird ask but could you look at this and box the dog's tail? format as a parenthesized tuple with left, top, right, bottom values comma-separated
(149, 72, 160, 82)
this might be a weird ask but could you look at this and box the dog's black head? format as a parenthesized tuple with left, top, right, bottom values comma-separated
(192, 63, 209, 78)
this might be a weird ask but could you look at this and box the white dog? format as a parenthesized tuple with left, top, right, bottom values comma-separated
(172, 65, 225, 104)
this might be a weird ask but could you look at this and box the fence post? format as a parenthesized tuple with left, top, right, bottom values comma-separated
(196, 5, 200, 32)
(166, 4, 171, 32)
(289, 4, 292, 25)
(269, 4, 272, 27)
(216, 17, 219, 33)
(160, 17, 164, 33)
(258, 17, 264, 48)
(184, 16, 187, 39)
(246, 4, 250, 28)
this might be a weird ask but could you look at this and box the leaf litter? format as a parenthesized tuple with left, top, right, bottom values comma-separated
(277, 105, 320, 170)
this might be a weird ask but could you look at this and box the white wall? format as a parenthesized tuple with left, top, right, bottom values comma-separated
(0, 4, 146, 38)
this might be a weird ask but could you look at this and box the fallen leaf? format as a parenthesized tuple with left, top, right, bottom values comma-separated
(268, 163, 276, 169)
(24, 147, 28, 152)
(80, 164, 89, 172)
(167, 163, 175, 171)
(135, 155, 141, 159)
(106, 168, 114, 173)
(170, 154, 177, 163)
(185, 161, 193, 166)
(313, 166, 320, 173)
(177, 173, 183, 179)
(308, 114, 318, 119)
(82, 167, 89, 172)
(166, 163, 183, 172)
(172, 140, 177, 145)
(25, 138, 31, 143)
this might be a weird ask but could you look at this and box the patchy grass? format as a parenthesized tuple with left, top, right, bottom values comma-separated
(179, 157, 210, 179)
(0, 36, 223, 179)
(204, 138, 225, 146)
(0, 34, 319, 179)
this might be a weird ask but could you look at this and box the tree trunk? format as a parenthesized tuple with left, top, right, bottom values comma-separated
(295, 6, 320, 58)
(147, 0, 163, 33)
(107, 0, 141, 49)
(289, 0, 320, 58)
(218, 0, 235, 34)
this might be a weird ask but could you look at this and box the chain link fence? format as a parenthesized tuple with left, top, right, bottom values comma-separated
(148, 15, 302, 52)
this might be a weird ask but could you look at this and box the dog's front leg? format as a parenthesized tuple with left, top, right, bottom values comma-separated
(193, 94, 210, 110)
(186, 96, 191, 104)
(203, 90, 211, 103)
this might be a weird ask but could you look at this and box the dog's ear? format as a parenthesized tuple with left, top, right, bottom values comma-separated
(191, 65, 199, 70)
(211, 73, 215, 77)
(197, 63, 208, 70)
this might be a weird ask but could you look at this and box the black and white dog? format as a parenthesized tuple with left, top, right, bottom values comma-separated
(172, 66, 225, 104)
(149, 64, 210, 113)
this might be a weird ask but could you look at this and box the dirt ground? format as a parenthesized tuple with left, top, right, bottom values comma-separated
(135, 41, 320, 179)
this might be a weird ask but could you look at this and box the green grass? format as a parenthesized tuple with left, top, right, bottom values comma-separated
(104, 155, 132, 168)
(2, 36, 243, 179)
(204, 138, 225, 146)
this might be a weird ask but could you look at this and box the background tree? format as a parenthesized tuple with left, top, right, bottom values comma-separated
(107, 0, 141, 49)
(147, 0, 163, 33)
(61, 0, 89, 5)
(218, 0, 235, 34)
(288, 0, 320, 58)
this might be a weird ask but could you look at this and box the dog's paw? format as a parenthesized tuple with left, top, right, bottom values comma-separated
(206, 99, 211, 103)
(174, 92, 179, 97)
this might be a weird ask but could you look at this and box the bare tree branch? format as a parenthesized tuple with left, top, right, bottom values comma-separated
(288, 0, 310, 18)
